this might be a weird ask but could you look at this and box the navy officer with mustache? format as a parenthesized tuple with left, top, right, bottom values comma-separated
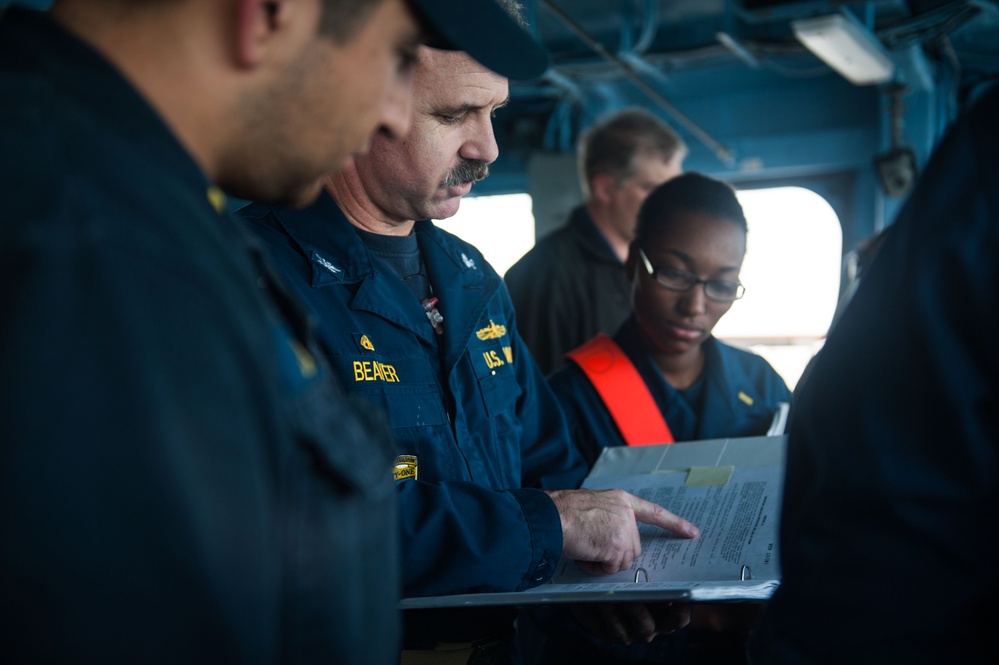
(239, 2, 699, 662)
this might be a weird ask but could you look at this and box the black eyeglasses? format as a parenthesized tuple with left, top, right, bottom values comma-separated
(638, 247, 746, 302)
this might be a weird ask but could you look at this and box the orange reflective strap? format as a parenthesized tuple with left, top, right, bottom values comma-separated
(565, 334, 674, 446)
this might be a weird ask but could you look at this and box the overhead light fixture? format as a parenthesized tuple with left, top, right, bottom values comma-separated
(792, 12, 895, 86)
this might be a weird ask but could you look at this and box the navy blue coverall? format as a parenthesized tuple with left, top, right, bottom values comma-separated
(240, 193, 588, 648)
(0, 9, 399, 664)
(751, 84, 999, 664)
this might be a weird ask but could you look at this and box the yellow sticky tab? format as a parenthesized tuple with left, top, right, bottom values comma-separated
(393, 455, 418, 482)
(686, 465, 735, 487)
(206, 185, 227, 214)
(738, 391, 754, 406)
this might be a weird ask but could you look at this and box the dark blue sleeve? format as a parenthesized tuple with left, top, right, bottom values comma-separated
(751, 86, 999, 663)
(547, 362, 626, 468)
(397, 481, 562, 596)
(395, 284, 581, 598)
(1, 239, 278, 662)
(398, 288, 574, 599)
(0, 217, 399, 663)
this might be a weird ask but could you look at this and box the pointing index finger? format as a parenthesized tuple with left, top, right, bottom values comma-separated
(629, 495, 699, 538)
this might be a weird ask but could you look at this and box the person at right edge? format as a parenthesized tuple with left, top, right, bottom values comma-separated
(750, 85, 999, 664)
(523, 173, 790, 665)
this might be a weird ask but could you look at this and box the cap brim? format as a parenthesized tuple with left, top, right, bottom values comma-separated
(407, 0, 549, 80)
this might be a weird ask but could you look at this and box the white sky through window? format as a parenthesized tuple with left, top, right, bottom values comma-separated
(439, 187, 842, 389)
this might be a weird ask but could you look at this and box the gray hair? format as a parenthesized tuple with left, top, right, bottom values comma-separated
(318, 0, 386, 44)
(496, 0, 528, 28)
(580, 108, 687, 194)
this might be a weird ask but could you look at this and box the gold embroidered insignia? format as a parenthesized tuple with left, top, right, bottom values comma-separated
(360, 335, 375, 351)
(737, 391, 754, 406)
(353, 360, 399, 383)
(475, 319, 507, 341)
(206, 186, 227, 214)
(483, 350, 505, 369)
(288, 339, 317, 378)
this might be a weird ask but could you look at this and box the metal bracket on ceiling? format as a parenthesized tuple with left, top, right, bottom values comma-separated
(539, 0, 736, 167)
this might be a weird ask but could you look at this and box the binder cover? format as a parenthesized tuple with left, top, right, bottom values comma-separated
(400, 435, 786, 609)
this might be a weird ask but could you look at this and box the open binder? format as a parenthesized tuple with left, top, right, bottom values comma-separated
(401, 434, 786, 610)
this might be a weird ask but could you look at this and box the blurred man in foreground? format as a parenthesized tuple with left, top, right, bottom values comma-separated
(751, 84, 999, 664)
(0, 0, 532, 661)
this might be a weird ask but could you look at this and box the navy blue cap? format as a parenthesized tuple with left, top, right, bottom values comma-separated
(407, 0, 550, 80)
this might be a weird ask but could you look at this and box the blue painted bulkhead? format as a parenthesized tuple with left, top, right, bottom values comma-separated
(4, 0, 997, 252)
(484, 0, 999, 253)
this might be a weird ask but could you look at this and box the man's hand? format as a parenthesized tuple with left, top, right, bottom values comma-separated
(547, 488, 699, 574)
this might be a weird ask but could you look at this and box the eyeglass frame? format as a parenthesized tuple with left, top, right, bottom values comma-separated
(637, 247, 746, 302)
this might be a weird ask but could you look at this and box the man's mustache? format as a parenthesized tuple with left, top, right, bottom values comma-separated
(440, 160, 490, 189)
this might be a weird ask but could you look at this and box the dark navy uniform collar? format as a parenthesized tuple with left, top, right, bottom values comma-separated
(259, 195, 492, 281)
(414, 219, 501, 372)
(261, 192, 374, 287)
(262, 194, 502, 365)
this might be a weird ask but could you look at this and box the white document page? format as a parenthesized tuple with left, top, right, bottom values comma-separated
(400, 436, 785, 609)
(556, 465, 780, 585)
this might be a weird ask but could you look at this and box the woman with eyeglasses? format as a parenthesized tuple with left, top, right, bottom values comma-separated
(548, 172, 791, 467)
(524, 173, 792, 665)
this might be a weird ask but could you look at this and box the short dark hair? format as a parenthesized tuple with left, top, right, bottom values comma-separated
(79, 0, 384, 45)
(318, 0, 384, 43)
(580, 108, 686, 191)
(635, 172, 747, 245)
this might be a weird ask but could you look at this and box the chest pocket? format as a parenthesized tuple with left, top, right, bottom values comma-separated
(331, 351, 448, 430)
(469, 336, 522, 417)
(460, 331, 525, 488)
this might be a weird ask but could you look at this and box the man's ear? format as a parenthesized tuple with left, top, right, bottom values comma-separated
(234, 0, 292, 68)
(590, 173, 617, 205)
